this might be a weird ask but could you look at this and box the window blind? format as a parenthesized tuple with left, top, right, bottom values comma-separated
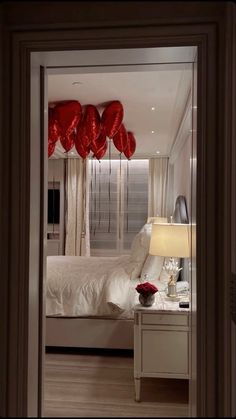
(89, 159, 149, 256)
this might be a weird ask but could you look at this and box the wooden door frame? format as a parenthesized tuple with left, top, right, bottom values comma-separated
(0, 2, 235, 417)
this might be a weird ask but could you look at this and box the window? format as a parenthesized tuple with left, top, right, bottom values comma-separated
(89, 159, 149, 256)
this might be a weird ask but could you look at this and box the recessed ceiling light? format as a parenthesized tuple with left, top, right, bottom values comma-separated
(72, 81, 82, 86)
(151, 130, 155, 134)
(156, 150, 160, 154)
(151, 107, 156, 111)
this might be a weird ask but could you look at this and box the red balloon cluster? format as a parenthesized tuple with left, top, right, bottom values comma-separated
(48, 100, 136, 160)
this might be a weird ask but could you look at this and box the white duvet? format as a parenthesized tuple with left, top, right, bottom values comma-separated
(46, 255, 189, 318)
(46, 255, 136, 317)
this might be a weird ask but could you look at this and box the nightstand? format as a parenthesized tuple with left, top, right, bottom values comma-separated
(134, 293, 190, 402)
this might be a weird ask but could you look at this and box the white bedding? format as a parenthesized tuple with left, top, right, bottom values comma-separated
(46, 255, 189, 318)
(47, 255, 134, 317)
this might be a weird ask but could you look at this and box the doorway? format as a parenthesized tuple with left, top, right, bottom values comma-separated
(2, 8, 233, 416)
(39, 46, 197, 416)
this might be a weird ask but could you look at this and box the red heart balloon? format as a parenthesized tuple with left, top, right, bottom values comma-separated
(93, 140, 108, 160)
(113, 124, 128, 153)
(101, 101, 123, 139)
(48, 141, 56, 158)
(90, 130, 107, 155)
(48, 107, 61, 144)
(76, 119, 90, 148)
(75, 135, 90, 159)
(60, 131, 75, 153)
(124, 132, 136, 159)
(54, 100, 82, 139)
(84, 104, 101, 144)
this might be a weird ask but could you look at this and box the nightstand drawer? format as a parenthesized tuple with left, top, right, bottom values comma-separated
(142, 313, 188, 326)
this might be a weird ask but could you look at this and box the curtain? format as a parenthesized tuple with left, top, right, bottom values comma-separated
(148, 157, 169, 217)
(65, 158, 90, 256)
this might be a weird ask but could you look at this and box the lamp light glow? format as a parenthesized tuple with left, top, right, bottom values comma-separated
(149, 223, 190, 258)
(149, 222, 190, 299)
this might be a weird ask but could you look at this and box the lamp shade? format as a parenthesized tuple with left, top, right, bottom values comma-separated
(149, 223, 190, 258)
(147, 216, 168, 224)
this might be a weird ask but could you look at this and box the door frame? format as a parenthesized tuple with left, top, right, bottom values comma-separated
(0, 3, 235, 417)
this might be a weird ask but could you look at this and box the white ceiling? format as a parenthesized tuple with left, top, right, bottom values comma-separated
(47, 51, 193, 159)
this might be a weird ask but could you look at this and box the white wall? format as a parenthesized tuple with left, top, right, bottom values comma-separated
(167, 89, 192, 286)
(48, 158, 64, 181)
(47, 159, 65, 254)
(167, 91, 192, 220)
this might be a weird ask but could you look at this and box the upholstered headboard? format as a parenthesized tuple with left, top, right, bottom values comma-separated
(172, 195, 189, 224)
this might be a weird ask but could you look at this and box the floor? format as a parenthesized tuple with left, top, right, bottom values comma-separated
(44, 348, 189, 417)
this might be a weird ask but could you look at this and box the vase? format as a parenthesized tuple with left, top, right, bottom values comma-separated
(139, 293, 155, 307)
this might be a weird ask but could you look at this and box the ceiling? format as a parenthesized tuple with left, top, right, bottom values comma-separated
(47, 50, 193, 159)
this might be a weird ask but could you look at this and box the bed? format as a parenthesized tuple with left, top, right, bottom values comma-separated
(45, 195, 189, 349)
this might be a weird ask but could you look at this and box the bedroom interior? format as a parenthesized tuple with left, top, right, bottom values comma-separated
(43, 45, 196, 417)
(1, 3, 234, 417)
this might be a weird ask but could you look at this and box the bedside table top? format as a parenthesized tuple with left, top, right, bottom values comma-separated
(134, 291, 190, 313)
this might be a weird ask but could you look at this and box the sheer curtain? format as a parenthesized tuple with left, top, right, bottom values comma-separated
(148, 157, 169, 217)
(65, 158, 90, 256)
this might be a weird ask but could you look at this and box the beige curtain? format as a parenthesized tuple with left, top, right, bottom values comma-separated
(148, 157, 169, 217)
(65, 158, 90, 256)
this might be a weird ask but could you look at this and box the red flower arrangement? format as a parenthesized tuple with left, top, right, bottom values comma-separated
(135, 282, 158, 297)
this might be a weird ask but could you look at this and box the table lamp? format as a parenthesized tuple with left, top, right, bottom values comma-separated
(149, 222, 190, 298)
(147, 216, 168, 224)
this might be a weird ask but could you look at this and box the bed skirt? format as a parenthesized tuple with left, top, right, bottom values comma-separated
(46, 316, 134, 350)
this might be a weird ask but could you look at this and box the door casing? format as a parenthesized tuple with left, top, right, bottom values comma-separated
(0, 2, 235, 417)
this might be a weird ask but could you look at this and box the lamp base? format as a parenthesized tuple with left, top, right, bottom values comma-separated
(165, 295, 181, 302)
(166, 275, 180, 301)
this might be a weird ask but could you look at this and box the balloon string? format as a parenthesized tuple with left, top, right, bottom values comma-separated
(109, 139, 111, 175)
(82, 159, 86, 243)
(90, 158, 93, 233)
(64, 159, 68, 254)
(108, 139, 111, 233)
(52, 160, 55, 235)
(126, 160, 129, 233)
(93, 160, 97, 236)
(119, 153, 122, 241)
(98, 161, 101, 228)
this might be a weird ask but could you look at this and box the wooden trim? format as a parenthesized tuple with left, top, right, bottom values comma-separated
(0, 4, 235, 417)
(8, 31, 30, 416)
(0, 7, 7, 419)
(2, 1, 226, 30)
(196, 25, 210, 416)
(38, 65, 45, 418)
(225, 3, 236, 416)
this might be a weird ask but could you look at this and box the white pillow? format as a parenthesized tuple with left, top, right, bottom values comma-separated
(129, 224, 152, 279)
(140, 254, 164, 282)
(159, 257, 181, 285)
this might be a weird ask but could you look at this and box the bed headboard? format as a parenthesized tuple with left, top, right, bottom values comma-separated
(172, 195, 189, 224)
(172, 195, 189, 281)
